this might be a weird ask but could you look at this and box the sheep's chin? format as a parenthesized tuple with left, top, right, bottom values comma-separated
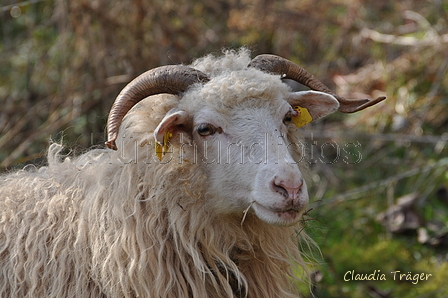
(251, 202, 302, 227)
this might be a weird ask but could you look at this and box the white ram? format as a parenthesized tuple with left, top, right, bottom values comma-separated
(0, 49, 385, 297)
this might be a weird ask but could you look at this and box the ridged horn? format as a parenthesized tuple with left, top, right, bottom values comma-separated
(106, 65, 209, 150)
(248, 54, 385, 113)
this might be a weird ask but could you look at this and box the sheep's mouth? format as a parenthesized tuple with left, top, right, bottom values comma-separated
(253, 200, 303, 213)
(266, 206, 300, 213)
(252, 202, 302, 225)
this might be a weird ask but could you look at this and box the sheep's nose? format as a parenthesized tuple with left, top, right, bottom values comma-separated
(272, 178, 303, 200)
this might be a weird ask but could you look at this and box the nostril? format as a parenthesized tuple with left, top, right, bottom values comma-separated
(272, 179, 303, 199)
(272, 181, 289, 198)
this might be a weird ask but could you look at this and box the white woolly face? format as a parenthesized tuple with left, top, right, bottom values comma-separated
(154, 87, 339, 227)
(190, 102, 310, 226)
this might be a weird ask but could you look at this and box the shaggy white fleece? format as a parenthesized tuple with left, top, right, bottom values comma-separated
(0, 49, 314, 298)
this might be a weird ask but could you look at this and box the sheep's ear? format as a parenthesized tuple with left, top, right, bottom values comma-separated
(153, 108, 190, 160)
(154, 108, 189, 144)
(287, 91, 339, 124)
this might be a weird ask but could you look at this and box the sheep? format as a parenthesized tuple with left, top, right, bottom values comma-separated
(0, 49, 385, 298)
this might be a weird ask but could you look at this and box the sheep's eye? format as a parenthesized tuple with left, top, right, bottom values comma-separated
(283, 111, 293, 125)
(196, 123, 216, 136)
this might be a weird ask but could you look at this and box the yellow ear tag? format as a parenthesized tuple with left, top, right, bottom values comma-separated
(155, 131, 173, 161)
(292, 106, 313, 128)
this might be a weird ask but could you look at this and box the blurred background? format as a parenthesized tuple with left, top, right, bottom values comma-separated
(1, 0, 447, 297)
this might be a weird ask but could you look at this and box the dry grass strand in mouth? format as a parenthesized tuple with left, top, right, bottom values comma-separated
(241, 201, 255, 226)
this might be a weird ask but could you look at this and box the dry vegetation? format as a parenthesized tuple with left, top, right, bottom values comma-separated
(1, 0, 447, 297)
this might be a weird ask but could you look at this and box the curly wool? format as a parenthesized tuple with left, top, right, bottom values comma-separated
(0, 49, 314, 298)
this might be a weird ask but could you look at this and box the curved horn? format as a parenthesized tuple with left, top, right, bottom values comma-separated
(105, 65, 209, 150)
(248, 54, 385, 113)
